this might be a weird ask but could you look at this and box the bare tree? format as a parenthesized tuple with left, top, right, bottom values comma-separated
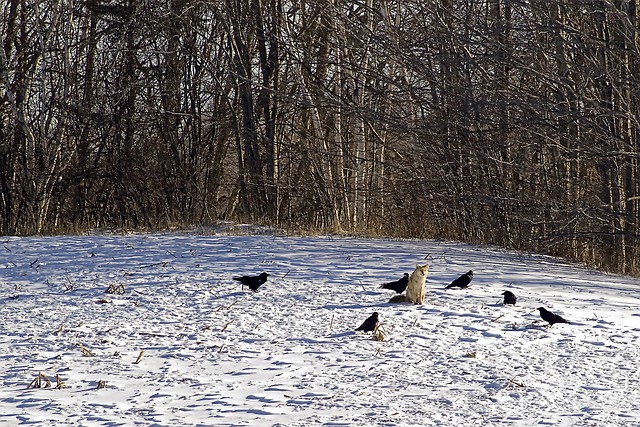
(1, 0, 639, 275)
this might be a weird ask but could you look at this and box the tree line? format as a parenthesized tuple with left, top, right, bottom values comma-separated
(1, 0, 639, 275)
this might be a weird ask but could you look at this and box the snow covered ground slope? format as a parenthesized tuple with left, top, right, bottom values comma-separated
(1, 232, 640, 426)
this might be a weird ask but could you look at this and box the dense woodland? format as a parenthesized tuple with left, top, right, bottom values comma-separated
(1, 0, 639, 275)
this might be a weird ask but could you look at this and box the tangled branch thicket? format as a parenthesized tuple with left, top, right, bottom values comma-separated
(1, 1, 639, 275)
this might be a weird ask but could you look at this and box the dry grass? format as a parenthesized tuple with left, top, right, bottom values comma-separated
(506, 375, 525, 388)
(220, 321, 233, 333)
(27, 372, 67, 390)
(28, 372, 51, 389)
(492, 314, 505, 322)
(63, 277, 74, 292)
(79, 343, 95, 357)
(133, 350, 145, 365)
(372, 323, 386, 341)
(54, 374, 67, 389)
(105, 283, 126, 295)
(214, 300, 238, 312)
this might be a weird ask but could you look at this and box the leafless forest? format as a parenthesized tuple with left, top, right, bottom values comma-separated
(1, 0, 639, 274)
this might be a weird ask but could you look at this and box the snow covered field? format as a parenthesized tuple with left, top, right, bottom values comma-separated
(1, 231, 640, 426)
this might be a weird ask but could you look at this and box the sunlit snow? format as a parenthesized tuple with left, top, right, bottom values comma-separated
(1, 232, 639, 426)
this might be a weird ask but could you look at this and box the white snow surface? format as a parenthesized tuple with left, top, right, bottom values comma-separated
(1, 232, 640, 426)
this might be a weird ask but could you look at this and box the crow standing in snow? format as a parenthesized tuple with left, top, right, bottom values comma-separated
(501, 290, 517, 305)
(445, 270, 474, 289)
(356, 312, 379, 332)
(537, 307, 570, 326)
(379, 273, 409, 294)
(233, 272, 269, 292)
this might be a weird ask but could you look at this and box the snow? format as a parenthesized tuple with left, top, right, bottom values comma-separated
(1, 232, 640, 426)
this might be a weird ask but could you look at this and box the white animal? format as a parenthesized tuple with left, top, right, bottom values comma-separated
(405, 264, 428, 304)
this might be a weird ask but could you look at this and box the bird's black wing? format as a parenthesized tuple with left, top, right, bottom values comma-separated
(356, 314, 378, 332)
(445, 273, 471, 289)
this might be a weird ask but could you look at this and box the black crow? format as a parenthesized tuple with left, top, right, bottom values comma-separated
(356, 312, 379, 332)
(445, 270, 474, 289)
(537, 307, 570, 326)
(233, 272, 269, 292)
(379, 273, 409, 294)
(502, 290, 517, 305)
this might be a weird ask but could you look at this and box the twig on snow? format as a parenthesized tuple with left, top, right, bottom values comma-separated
(133, 350, 145, 365)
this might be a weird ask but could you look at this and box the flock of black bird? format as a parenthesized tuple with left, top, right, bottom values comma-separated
(374, 269, 571, 331)
(232, 269, 571, 333)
